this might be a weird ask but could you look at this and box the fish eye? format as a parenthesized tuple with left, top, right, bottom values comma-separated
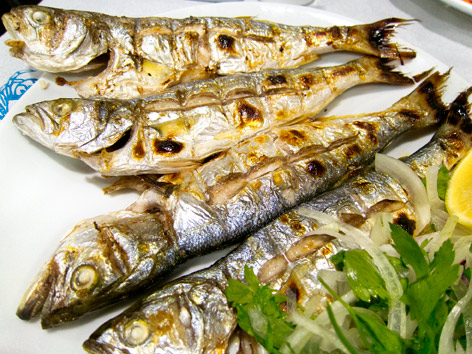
(71, 265, 98, 292)
(32, 11, 50, 25)
(123, 319, 150, 346)
(52, 101, 74, 116)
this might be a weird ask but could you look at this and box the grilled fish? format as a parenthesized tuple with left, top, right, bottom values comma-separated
(16, 73, 447, 328)
(2, 5, 415, 99)
(83, 85, 472, 354)
(12, 56, 414, 175)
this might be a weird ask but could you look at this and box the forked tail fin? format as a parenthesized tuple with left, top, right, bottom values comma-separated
(349, 18, 417, 60)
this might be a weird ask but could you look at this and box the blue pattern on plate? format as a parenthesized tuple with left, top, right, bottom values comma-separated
(0, 69, 38, 120)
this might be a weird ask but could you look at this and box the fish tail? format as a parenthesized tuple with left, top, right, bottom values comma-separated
(436, 86, 472, 163)
(349, 18, 417, 60)
(445, 86, 472, 129)
(391, 71, 450, 126)
(355, 56, 415, 86)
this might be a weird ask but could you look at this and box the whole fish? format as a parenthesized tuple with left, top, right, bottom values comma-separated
(16, 73, 447, 329)
(83, 86, 472, 354)
(13, 56, 413, 175)
(1, 5, 415, 99)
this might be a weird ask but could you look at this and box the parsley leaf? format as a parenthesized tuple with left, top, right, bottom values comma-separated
(390, 224, 429, 279)
(320, 277, 405, 354)
(342, 249, 389, 302)
(226, 266, 294, 354)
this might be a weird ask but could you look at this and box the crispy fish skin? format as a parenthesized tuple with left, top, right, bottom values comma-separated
(16, 73, 447, 328)
(2, 5, 415, 98)
(13, 56, 414, 175)
(83, 85, 472, 354)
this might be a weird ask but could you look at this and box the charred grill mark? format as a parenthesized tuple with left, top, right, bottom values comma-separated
(303, 28, 325, 47)
(279, 214, 290, 224)
(420, 81, 448, 124)
(217, 34, 235, 51)
(153, 139, 184, 154)
(133, 140, 145, 159)
(237, 100, 263, 128)
(329, 26, 342, 44)
(281, 278, 303, 303)
(442, 131, 466, 156)
(394, 213, 416, 235)
(290, 220, 306, 234)
(300, 74, 315, 88)
(369, 21, 391, 52)
(94, 222, 130, 275)
(306, 160, 326, 177)
(331, 65, 356, 78)
(344, 143, 362, 159)
(354, 121, 378, 145)
(398, 109, 421, 121)
(279, 129, 307, 146)
(201, 152, 223, 165)
(266, 74, 287, 85)
(448, 89, 472, 133)
(105, 129, 132, 153)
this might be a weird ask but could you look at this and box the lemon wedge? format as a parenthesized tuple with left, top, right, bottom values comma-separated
(445, 149, 472, 228)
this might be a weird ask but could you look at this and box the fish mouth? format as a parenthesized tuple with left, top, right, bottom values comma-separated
(83, 334, 124, 354)
(16, 262, 56, 323)
(84, 321, 131, 354)
(12, 108, 54, 150)
(16, 257, 83, 328)
(2, 13, 26, 58)
(82, 340, 113, 354)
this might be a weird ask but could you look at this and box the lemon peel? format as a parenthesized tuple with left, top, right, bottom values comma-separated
(445, 149, 472, 228)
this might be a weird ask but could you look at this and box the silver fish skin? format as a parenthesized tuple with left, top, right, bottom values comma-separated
(12, 56, 414, 175)
(2, 5, 415, 99)
(83, 85, 472, 354)
(16, 73, 447, 329)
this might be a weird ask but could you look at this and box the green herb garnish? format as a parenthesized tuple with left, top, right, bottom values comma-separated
(226, 266, 295, 354)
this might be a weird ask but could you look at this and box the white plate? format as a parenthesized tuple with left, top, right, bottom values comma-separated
(439, 0, 472, 16)
(0, 2, 469, 354)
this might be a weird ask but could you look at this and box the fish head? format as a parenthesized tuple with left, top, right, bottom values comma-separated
(13, 98, 134, 157)
(16, 211, 171, 328)
(2, 6, 109, 72)
(83, 279, 236, 354)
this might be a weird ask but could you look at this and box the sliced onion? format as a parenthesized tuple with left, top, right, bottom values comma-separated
(453, 237, 472, 266)
(298, 207, 406, 336)
(317, 270, 348, 297)
(423, 215, 460, 257)
(432, 209, 452, 233)
(375, 153, 431, 235)
(312, 291, 357, 327)
(281, 327, 312, 354)
(289, 307, 350, 353)
(371, 212, 394, 246)
(439, 282, 472, 354)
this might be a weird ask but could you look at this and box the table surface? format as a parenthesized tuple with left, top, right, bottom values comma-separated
(0, 0, 471, 120)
